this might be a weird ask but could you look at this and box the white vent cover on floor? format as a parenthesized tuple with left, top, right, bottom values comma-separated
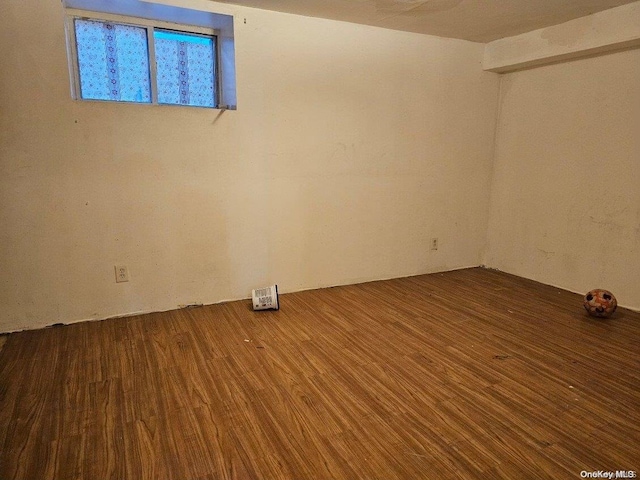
(252, 284, 279, 311)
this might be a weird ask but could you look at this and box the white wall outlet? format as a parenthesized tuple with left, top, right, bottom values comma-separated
(430, 238, 439, 251)
(115, 265, 129, 283)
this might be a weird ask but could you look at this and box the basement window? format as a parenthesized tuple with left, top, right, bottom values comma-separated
(69, 16, 217, 108)
(64, 1, 236, 109)
(154, 30, 216, 107)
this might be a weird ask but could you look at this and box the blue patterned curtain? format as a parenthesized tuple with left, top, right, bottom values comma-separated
(154, 30, 216, 108)
(74, 19, 151, 103)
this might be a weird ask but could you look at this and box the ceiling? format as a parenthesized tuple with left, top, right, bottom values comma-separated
(210, 0, 638, 42)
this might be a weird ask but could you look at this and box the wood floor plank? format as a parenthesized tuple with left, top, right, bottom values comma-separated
(1, 267, 639, 479)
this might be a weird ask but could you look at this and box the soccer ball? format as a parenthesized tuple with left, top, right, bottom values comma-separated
(583, 289, 617, 318)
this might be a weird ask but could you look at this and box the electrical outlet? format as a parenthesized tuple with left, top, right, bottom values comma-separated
(430, 238, 439, 251)
(115, 265, 129, 283)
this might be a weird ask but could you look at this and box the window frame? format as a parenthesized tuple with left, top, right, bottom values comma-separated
(65, 9, 222, 109)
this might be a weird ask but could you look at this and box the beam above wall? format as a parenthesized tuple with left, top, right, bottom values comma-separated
(483, 1, 640, 73)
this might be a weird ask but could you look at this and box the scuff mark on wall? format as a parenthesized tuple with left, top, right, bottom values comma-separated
(540, 17, 594, 48)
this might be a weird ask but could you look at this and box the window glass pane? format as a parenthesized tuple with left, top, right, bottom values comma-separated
(74, 19, 151, 103)
(154, 30, 216, 108)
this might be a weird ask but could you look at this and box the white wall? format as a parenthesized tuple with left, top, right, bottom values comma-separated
(0, 0, 500, 332)
(485, 48, 640, 310)
(483, 1, 640, 73)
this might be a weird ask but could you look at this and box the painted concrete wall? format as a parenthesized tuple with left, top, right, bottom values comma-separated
(0, 0, 499, 332)
(485, 48, 640, 311)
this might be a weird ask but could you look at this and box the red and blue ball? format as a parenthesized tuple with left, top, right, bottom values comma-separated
(583, 289, 617, 318)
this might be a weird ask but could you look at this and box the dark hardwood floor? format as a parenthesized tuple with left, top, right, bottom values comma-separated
(1, 267, 639, 479)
